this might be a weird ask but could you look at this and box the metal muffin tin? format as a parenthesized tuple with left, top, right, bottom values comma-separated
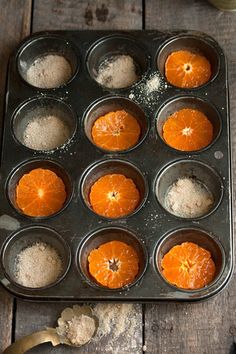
(0, 30, 233, 301)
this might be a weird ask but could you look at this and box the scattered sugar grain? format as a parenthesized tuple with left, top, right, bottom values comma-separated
(26, 54, 72, 88)
(65, 315, 96, 346)
(165, 177, 214, 218)
(23, 115, 70, 151)
(15, 242, 63, 288)
(96, 55, 138, 89)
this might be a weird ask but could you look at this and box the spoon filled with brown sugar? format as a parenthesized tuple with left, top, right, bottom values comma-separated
(3, 305, 98, 354)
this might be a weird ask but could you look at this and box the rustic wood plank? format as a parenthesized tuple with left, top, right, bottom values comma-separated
(0, 0, 32, 352)
(33, 0, 143, 31)
(13, 1, 144, 353)
(144, 1, 236, 353)
(15, 302, 143, 353)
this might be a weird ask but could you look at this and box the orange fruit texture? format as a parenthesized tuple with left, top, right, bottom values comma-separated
(88, 240, 139, 289)
(89, 174, 140, 218)
(16, 168, 66, 217)
(161, 242, 216, 290)
(165, 50, 211, 88)
(91, 110, 141, 151)
(163, 108, 213, 151)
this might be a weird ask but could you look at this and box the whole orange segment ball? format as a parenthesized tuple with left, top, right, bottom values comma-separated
(161, 241, 216, 290)
(165, 50, 211, 88)
(16, 168, 66, 217)
(88, 240, 139, 289)
(91, 110, 141, 151)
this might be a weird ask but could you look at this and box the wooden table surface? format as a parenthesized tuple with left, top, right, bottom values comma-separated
(0, 1, 235, 353)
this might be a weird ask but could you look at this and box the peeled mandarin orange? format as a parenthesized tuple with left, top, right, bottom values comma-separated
(163, 108, 213, 151)
(91, 110, 141, 151)
(165, 50, 211, 88)
(88, 240, 139, 289)
(161, 241, 216, 290)
(89, 174, 140, 218)
(16, 168, 66, 217)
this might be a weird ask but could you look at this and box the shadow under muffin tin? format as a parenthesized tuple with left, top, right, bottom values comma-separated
(0, 30, 233, 301)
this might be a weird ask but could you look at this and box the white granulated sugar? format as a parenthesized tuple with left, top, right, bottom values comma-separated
(96, 55, 138, 89)
(164, 177, 214, 218)
(65, 315, 96, 346)
(23, 115, 70, 151)
(92, 303, 142, 354)
(15, 242, 63, 288)
(26, 54, 72, 88)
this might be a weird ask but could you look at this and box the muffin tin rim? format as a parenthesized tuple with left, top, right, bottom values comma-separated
(15, 33, 80, 90)
(153, 226, 226, 294)
(85, 33, 152, 92)
(76, 225, 149, 292)
(82, 94, 150, 154)
(11, 95, 78, 152)
(155, 33, 222, 90)
(0, 224, 72, 292)
(153, 157, 224, 221)
(155, 94, 223, 154)
(6, 157, 74, 220)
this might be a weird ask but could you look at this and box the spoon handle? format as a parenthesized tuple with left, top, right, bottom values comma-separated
(3, 328, 60, 354)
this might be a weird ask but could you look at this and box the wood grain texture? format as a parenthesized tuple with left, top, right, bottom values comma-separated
(145, 1, 236, 353)
(15, 302, 143, 354)
(0, 0, 32, 352)
(33, 0, 142, 31)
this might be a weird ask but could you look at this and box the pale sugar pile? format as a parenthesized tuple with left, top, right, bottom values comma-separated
(96, 55, 138, 89)
(26, 54, 72, 88)
(15, 242, 63, 288)
(92, 303, 142, 354)
(65, 315, 96, 346)
(165, 177, 214, 218)
(23, 115, 70, 151)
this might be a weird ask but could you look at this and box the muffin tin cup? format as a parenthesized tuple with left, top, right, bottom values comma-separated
(156, 95, 222, 153)
(0, 30, 232, 301)
(86, 34, 150, 90)
(7, 159, 73, 219)
(17, 34, 78, 89)
(83, 95, 148, 153)
(1, 225, 71, 291)
(12, 96, 77, 151)
(155, 227, 225, 292)
(77, 226, 148, 291)
(156, 34, 220, 89)
(155, 159, 224, 220)
(81, 158, 148, 219)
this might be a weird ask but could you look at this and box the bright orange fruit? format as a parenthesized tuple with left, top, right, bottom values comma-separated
(89, 174, 140, 218)
(163, 108, 213, 151)
(161, 242, 216, 290)
(16, 168, 66, 217)
(88, 240, 139, 289)
(91, 110, 141, 151)
(165, 50, 211, 88)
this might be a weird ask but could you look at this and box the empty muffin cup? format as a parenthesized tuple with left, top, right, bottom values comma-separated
(12, 97, 77, 151)
(155, 227, 225, 291)
(87, 35, 149, 89)
(155, 159, 223, 219)
(84, 96, 148, 152)
(7, 159, 73, 218)
(77, 226, 147, 290)
(156, 96, 221, 152)
(1, 225, 71, 289)
(156, 35, 220, 87)
(17, 35, 78, 88)
(81, 159, 148, 219)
